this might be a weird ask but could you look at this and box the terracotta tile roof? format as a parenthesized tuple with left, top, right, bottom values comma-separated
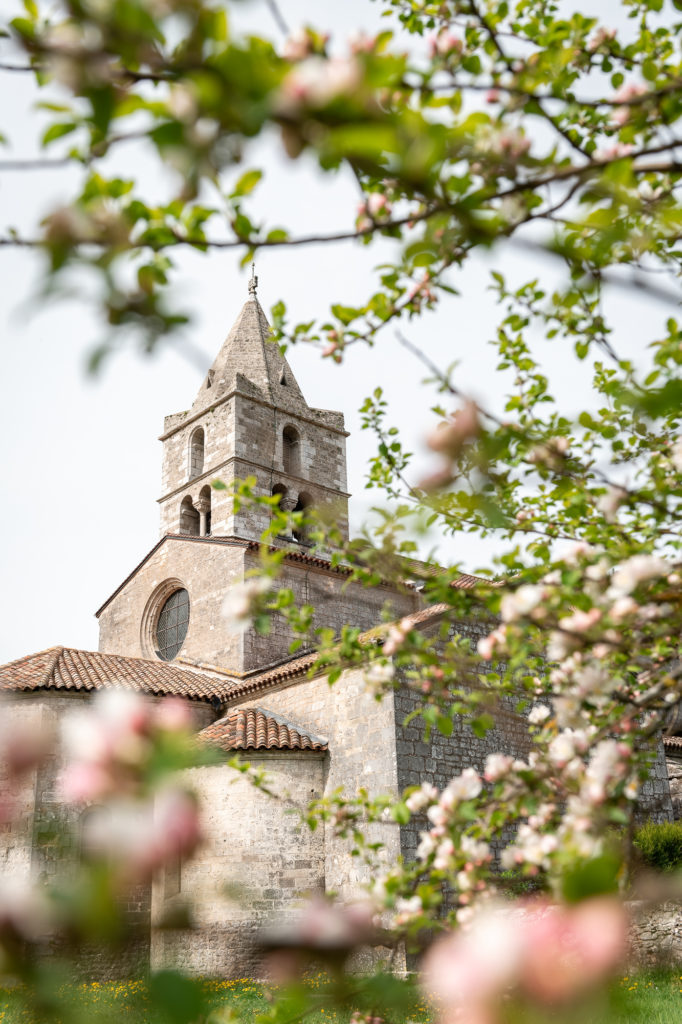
(664, 735, 682, 750)
(222, 652, 321, 702)
(221, 602, 461, 704)
(402, 557, 488, 586)
(199, 706, 327, 752)
(0, 647, 238, 702)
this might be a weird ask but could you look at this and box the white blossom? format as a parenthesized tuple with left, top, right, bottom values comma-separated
(405, 783, 438, 813)
(364, 661, 395, 686)
(609, 554, 668, 597)
(222, 577, 270, 631)
(528, 705, 550, 725)
(500, 584, 545, 622)
(484, 752, 513, 782)
(417, 831, 437, 860)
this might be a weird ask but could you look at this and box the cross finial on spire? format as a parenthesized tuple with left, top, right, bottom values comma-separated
(248, 263, 258, 299)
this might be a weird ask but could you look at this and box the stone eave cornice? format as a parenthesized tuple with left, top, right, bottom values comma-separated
(157, 456, 351, 505)
(158, 387, 349, 442)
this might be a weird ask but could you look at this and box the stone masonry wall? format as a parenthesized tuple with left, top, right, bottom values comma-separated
(158, 390, 349, 543)
(151, 752, 326, 977)
(231, 667, 404, 964)
(638, 741, 674, 824)
(393, 618, 532, 866)
(242, 551, 418, 673)
(230, 394, 349, 542)
(98, 539, 245, 668)
(0, 694, 205, 980)
(0, 702, 41, 880)
(159, 400, 235, 537)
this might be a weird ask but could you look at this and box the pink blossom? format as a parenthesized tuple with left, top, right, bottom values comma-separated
(154, 786, 201, 860)
(587, 27, 616, 52)
(281, 29, 316, 62)
(613, 82, 647, 104)
(528, 704, 550, 725)
(434, 838, 455, 870)
(494, 131, 531, 159)
(559, 607, 602, 634)
(422, 898, 626, 1021)
(59, 760, 114, 803)
(521, 899, 627, 1002)
(428, 31, 463, 58)
(597, 485, 627, 521)
(486, 88, 500, 103)
(427, 402, 480, 459)
(422, 904, 523, 1013)
(366, 192, 391, 217)
(500, 584, 545, 623)
(609, 553, 668, 596)
(0, 714, 55, 778)
(277, 57, 361, 113)
(595, 142, 633, 161)
(155, 696, 193, 732)
(406, 783, 438, 813)
(383, 617, 412, 655)
(349, 32, 376, 54)
(82, 788, 201, 876)
(295, 896, 375, 948)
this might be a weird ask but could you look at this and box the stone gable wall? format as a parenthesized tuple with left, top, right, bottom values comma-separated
(150, 752, 326, 977)
(232, 669, 403, 915)
(98, 540, 245, 668)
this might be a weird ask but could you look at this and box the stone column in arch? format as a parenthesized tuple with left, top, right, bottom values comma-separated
(195, 496, 211, 537)
(279, 494, 298, 540)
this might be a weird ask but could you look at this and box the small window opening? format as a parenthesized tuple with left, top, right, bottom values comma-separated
(280, 370, 287, 386)
(206, 370, 214, 390)
(189, 427, 205, 480)
(282, 425, 301, 476)
(180, 495, 200, 536)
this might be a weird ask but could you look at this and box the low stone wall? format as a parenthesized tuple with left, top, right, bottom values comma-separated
(628, 901, 682, 965)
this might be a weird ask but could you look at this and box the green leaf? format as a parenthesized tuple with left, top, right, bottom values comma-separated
(148, 971, 206, 1024)
(560, 853, 621, 903)
(331, 304, 361, 326)
(231, 169, 263, 198)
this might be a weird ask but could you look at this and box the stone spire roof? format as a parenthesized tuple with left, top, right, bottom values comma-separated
(191, 293, 308, 416)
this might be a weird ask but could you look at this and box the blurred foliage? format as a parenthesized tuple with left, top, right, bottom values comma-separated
(634, 820, 682, 872)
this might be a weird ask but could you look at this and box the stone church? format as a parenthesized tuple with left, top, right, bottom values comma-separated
(0, 281, 674, 977)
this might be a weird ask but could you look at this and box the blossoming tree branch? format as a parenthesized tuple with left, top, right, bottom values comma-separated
(3, 0, 682, 1020)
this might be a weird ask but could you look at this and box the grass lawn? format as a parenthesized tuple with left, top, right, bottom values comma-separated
(0, 971, 681, 1024)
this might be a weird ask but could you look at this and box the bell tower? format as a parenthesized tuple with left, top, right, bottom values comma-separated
(157, 274, 350, 545)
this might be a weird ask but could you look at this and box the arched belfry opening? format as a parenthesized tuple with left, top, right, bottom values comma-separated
(272, 483, 287, 510)
(293, 492, 313, 545)
(197, 485, 212, 537)
(189, 427, 205, 480)
(282, 425, 301, 476)
(179, 495, 200, 536)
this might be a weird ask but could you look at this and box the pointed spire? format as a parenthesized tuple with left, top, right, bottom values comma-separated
(191, 283, 308, 414)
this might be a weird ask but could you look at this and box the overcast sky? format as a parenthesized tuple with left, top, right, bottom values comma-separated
(0, 0, 671, 664)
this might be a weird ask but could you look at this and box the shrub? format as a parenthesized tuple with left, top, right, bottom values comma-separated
(633, 822, 682, 873)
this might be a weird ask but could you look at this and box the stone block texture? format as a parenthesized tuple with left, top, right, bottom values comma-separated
(151, 752, 326, 978)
